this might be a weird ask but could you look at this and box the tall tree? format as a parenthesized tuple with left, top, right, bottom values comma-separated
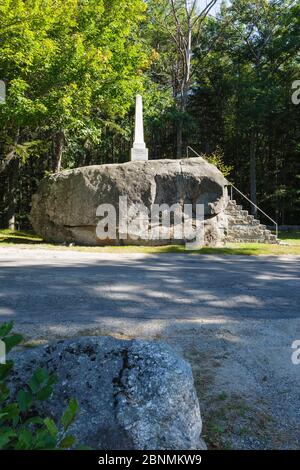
(146, 0, 218, 157)
(0, 0, 149, 227)
(219, 0, 299, 214)
(191, 0, 300, 221)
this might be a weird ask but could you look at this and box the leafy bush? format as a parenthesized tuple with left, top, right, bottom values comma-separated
(205, 147, 234, 178)
(0, 321, 79, 449)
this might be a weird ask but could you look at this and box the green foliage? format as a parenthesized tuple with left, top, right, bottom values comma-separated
(0, 0, 151, 228)
(0, 321, 79, 450)
(0, 0, 149, 169)
(204, 147, 234, 178)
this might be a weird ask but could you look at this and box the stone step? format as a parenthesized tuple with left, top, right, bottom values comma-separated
(227, 238, 268, 243)
(240, 210, 249, 217)
(250, 219, 260, 226)
(226, 209, 240, 215)
(229, 218, 254, 225)
(225, 199, 279, 245)
(228, 230, 263, 237)
(226, 235, 279, 244)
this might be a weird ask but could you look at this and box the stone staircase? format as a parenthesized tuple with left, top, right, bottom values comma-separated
(225, 199, 279, 244)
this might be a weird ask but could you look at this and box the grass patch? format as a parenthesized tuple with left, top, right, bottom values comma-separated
(201, 392, 274, 450)
(278, 230, 300, 245)
(0, 229, 43, 244)
(1, 229, 300, 255)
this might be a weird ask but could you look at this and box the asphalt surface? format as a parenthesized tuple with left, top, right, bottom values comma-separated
(1, 247, 300, 449)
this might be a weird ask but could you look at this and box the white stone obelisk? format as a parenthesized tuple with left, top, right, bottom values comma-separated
(131, 94, 148, 161)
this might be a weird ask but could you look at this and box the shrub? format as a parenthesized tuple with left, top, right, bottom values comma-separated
(205, 147, 234, 178)
(0, 321, 79, 449)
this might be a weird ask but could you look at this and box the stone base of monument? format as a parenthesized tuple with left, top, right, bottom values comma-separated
(131, 147, 149, 162)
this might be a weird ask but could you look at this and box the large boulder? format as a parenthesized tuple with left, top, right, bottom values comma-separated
(30, 157, 228, 246)
(9, 337, 205, 450)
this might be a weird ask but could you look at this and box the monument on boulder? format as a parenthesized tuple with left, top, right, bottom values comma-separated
(30, 92, 279, 247)
(131, 94, 148, 161)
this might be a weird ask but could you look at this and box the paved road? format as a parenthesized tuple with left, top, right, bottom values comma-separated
(1, 247, 300, 449)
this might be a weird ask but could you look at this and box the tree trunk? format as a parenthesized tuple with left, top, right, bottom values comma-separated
(176, 120, 183, 159)
(176, 22, 192, 160)
(250, 131, 257, 217)
(53, 131, 65, 173)
(7, 158, 19, 230)
(177, 86, 189, 159)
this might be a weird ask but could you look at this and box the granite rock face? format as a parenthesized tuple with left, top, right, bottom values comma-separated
(9, 337, 206, 450)
(30, 157, 228, 246)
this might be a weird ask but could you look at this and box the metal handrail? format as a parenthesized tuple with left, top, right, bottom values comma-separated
(186, 146, 204, 159)
(186, 146, 278, 238)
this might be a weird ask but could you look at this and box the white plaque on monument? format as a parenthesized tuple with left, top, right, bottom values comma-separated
(131, 95, 148, 161)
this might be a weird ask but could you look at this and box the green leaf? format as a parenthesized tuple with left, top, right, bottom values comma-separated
(1, 403, 20, 426)
(16, 429, 34, 450)
(29, 367, 50, 393)
(28, 376, 39, 393)
(0, 361, 13, 380)
(17, 389, 33, 412)
(44, 417, 58, 438)
(36, 384, 53, 401)
(33, 429, 56, 450)
(0, 383, 9, 403)
(59, 435, 75, 449)
(48, 373, 57, 386)
(61, 398, 78, 431)
(3, 334, 23, 353)
(33, 368, 49, 384)
(0, 428, 16, 449)
(0, 321, 14, 339)
(23, 416, 45, 426)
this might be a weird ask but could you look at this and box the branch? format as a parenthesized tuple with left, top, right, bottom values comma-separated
(169, 0, 188, 48)
(185, 0, 198, 19)
(0, 131, 20, 174)
(191, 0, 218, 29)
(0, 150, 17, 174)
(190, 15, 232, 82)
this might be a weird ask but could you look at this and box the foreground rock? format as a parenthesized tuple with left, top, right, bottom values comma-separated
(10, 337, 205, 450)
(30, 157, 228, 246)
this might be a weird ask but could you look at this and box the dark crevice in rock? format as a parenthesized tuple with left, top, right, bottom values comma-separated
(112, 347, 134, 407)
